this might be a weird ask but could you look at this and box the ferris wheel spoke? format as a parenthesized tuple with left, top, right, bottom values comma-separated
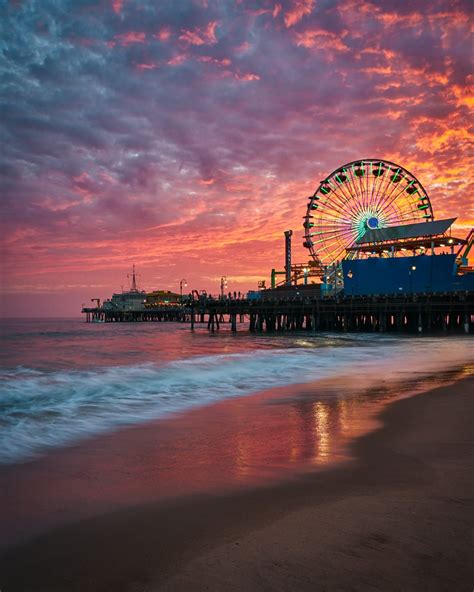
(314, 227, 356, 244)
(383, 208, 417, 226)
(317, 210, 350, 224)
(342, 176, 367, 220)
(367, 162, 379, 212)
(383, 209, 419, 226)
(324, 242, 352, 263)
(310, 225, 355, 238)
(347, 162, 368, 211)
(384, 210, 418, 225)
(382, 197, 417, 218)
(379, 197, 418, 223)
(317, 201, 351, 217)
(376, 172, 418, 219)
(325, 173, 366, 218)
(323, 180, 357, 216)
(328, 174, 365, 220)
(346, 167, 369, 217)
(314, 225, 355, 238)
(332, 189, 365, 223)
(315, 203, 356, 222)
(371, 169, 391, 214)
(371, 167, 389, 214)
(312, 231, 358, 248)
(372, 166, 403, 214)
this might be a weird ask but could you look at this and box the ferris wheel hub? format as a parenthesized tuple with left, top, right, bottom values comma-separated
(366, 217, 379, 229)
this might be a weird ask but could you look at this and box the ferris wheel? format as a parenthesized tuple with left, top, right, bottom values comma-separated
(303, 159, 434, 267)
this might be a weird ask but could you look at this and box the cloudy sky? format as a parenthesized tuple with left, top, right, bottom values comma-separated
(1, 0, 472, 316)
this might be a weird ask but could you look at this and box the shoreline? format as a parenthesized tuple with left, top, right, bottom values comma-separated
(0, 365, 468, 550)
(0, 374, 472, 590)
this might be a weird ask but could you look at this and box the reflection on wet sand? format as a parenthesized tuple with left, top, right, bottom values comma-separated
(0, 365, 470, 549)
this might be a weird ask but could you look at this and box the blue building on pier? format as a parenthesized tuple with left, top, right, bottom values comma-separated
(341, 219, 473, 296)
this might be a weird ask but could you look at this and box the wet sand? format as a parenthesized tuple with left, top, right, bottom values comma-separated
(0, 375, 473, 591)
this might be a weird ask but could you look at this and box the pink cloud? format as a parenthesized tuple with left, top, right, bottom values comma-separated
(235, 72, 260, 81)
(113, 31, 146, 46)
(284, 0, 315, 28)
(167, 54, 187, 66)
(136, 62, 159, 71)
(179, 21, 218, 46)
(198, 56, 231, 66)
(154, 27, 171, 42)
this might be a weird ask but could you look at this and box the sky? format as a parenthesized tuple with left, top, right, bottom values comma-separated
(1, 0, 473, 316)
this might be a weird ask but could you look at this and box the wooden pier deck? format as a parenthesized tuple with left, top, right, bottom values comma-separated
(83, 292, 473, 334)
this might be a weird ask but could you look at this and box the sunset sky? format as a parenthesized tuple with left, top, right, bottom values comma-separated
(1, 0, 473, 316)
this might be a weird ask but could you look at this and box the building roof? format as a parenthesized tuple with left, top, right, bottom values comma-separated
(357, 218, 456, 244)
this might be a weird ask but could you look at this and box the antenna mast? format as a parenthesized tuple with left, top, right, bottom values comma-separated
(128, 265, 138, 292)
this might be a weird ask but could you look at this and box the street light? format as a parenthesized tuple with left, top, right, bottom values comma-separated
(179, 278, 187, 297)
(220, 276, 227, 299)
(303, 267, 308, 286)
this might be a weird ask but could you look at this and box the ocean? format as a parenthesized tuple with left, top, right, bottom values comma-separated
(1, 318, 472, 467)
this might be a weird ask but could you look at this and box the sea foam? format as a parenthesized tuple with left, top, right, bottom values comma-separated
(0, 337, 471, 464)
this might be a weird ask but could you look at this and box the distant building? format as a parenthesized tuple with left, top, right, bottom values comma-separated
(102, 290, 147, 312)
(102, 264, 147, 312)
(145, 290, 181, 308)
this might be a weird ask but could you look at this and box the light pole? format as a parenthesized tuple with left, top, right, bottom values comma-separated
(220, 276, 227, 299)
(179, 278, 187, 297)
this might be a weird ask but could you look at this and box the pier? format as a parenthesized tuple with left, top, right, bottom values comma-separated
(82, 161, 473, 335)
(83, 291, 473, 334)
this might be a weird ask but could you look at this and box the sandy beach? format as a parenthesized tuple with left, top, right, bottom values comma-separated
(0, 372, 472, 591)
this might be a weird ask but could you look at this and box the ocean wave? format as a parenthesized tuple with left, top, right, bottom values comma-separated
(0, 337, 471, 464)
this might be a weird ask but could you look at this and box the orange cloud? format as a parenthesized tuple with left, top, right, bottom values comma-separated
(284, 0, 315, 28)
(179, 21, 218, 46)
(416, 128, 472, 153)
(294, 29, 349, 55)
(452, 82, 474, 108)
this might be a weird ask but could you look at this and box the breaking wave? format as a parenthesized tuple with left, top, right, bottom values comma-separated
(0, 337, 471, 464)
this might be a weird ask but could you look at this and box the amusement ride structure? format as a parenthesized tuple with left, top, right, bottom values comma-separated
(303, 159, 434, 268)
(268, 158, 471, 294)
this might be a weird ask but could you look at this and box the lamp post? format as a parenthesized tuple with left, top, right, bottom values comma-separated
(303, 267, 308, 286)
(220, 276, 227, 299)
(179, 278, 187, 297)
